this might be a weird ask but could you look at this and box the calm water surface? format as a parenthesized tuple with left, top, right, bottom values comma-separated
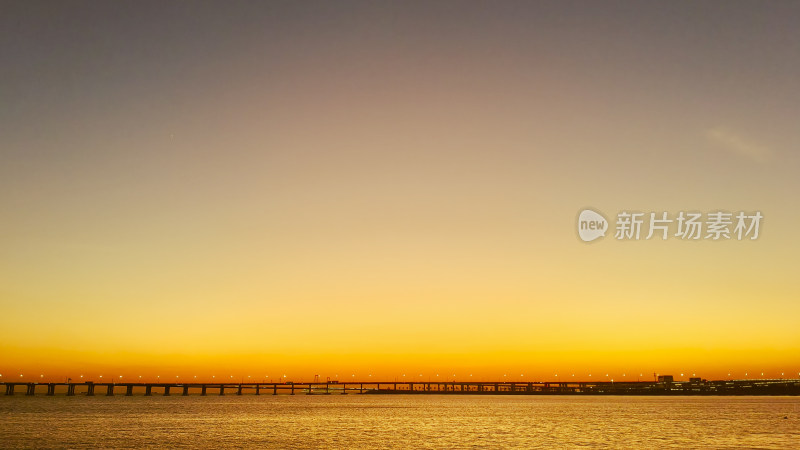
(1, 395, 798, 448)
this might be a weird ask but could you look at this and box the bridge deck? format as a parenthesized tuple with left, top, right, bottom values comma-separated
(3, 379, 799, 396)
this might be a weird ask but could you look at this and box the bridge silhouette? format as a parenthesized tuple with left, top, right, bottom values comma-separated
(4, 378, 800, 396)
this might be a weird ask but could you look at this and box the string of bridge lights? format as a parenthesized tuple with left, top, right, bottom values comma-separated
(2, 371, 799, 383)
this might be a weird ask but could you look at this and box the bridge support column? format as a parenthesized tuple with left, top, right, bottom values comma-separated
(219, 386, 225, 395)
(306, 384, 312, 395)
(106, 385, 114, 396)
(5, 384, 14, 395)
(67, 384, 75, 396)
(163, 386, 170, 396)
(201, 385, 207, 396)
(237, 385, 243, 395)
(273, 385, 277, 395)
(290, 384, 295, 395)
(183, 385, 189, 396)
(47, 384, 56, 396)
(360, 384, 363, 394)
(255, 385, 260, 395)
(26, 383, 35, 396)
(145, 385, 152, 396)
(126, 385, 133, 396)
(87, 383, 95, 396)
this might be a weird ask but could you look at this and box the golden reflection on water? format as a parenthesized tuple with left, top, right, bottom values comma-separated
(1, 395, 798, 448)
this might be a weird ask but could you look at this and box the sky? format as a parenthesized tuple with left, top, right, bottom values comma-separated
(1, 0, 799, 383)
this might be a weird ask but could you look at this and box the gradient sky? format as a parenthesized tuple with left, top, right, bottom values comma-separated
(1, 1, 799, 383)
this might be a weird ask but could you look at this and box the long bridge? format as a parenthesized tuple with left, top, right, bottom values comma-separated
(4, 378, 800, 396)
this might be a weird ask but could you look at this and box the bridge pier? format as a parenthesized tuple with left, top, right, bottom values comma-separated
(183, 385, 189, 396)
(46, 383, 56, 396)
(145, 385, 152, 396)
(106, 385, 114, 396)
(360, 383, 363, 394)
(163, 386, 170, 396)
(291, 384, 295, 395)
(86, 382, 95, 396)
(255, 385, 260, 395)
(237, 385, 242, 395)
(4, 384, 13, 396)
(67, 384, 76, 396)
(219, 386, 225, 395)
(126, 385, 133, 396)
(201, 385, 207, 396)
(273, 385, 277, 395)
